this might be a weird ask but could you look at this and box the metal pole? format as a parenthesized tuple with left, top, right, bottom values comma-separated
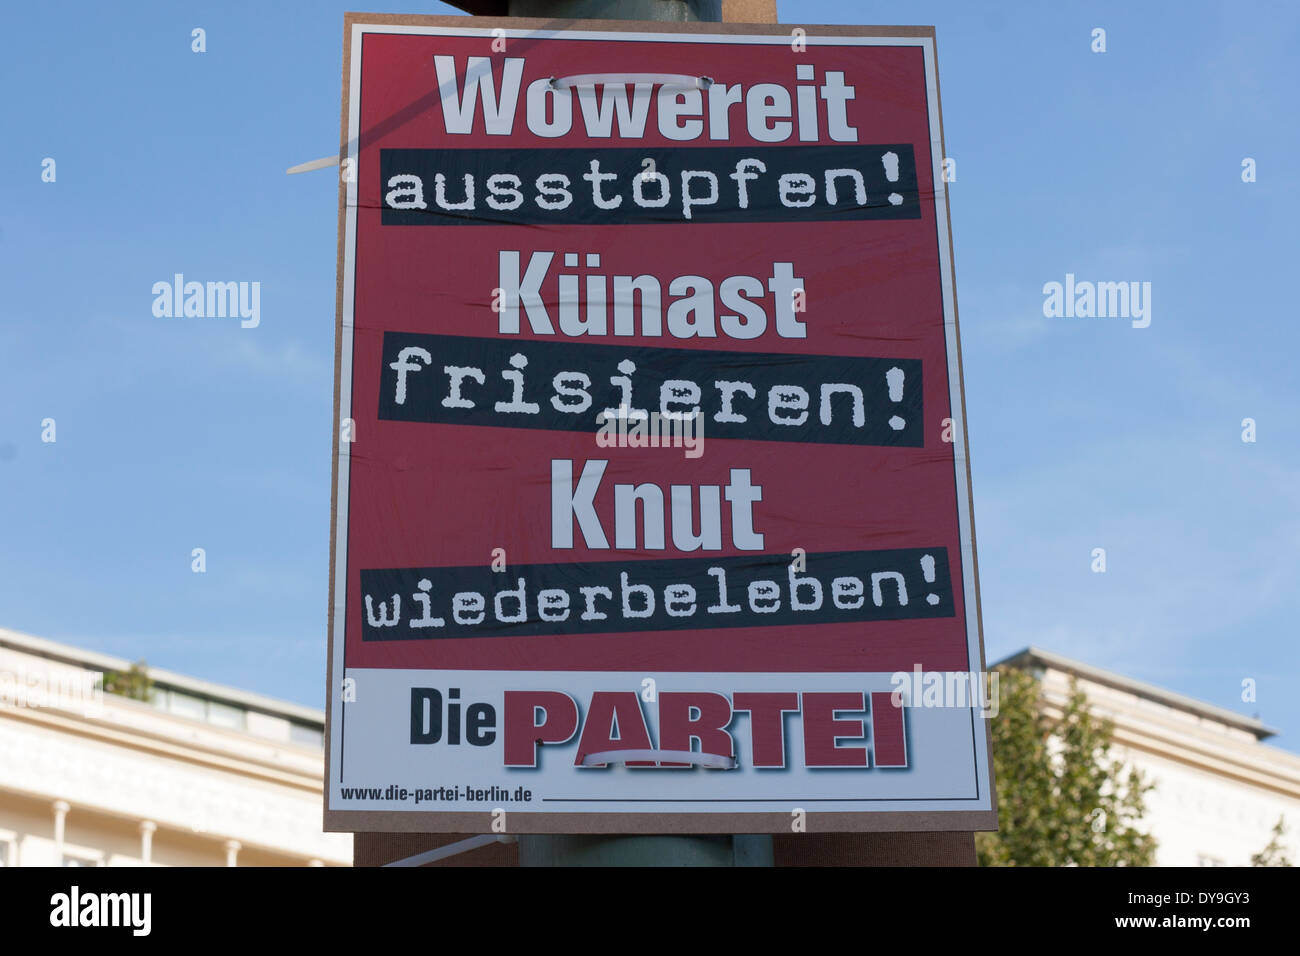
(519, 833, 772, 866)
(492, 0, 770, 866)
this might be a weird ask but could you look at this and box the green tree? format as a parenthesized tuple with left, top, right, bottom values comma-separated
(977, 666, 1156, 866)
(101, 659, 155, 703)
(1250, 817, 1292, 867)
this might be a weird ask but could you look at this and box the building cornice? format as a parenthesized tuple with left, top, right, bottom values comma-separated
(0, 703, 324, 794)
(997, 646, 1278, 740)
(0, 627, 323, 726)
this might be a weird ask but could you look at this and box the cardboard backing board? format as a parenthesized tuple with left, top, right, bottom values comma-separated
(326, 13, 995, 834)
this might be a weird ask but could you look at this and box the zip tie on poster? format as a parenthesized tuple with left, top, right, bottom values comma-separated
(548, 73, 713, 91)
(580, 749, 736, 769)
(286, 154, 340, 175)
(383, 833, 517, 867)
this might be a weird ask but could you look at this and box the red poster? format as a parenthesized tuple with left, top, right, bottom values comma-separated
(326, 15, 994, 834)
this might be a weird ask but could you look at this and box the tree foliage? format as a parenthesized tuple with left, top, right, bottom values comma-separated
(977, 666, 1157, 866)
(102, 660, 155, 703)
(1250, 817, 1293, 867)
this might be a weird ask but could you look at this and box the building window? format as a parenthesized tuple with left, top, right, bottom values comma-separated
(289, 722, 324, 749)
(62, 852, 101, 867)
(152, 687, 251, 731)
(207, 700, 247, 731)
(0, 841, 10, 867)
(167, 691, 207, 722)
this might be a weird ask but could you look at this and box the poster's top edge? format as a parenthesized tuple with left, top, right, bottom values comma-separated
(342, 13, 936, 45)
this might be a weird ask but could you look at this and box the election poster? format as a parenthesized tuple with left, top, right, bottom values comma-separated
(325, 14, 995, 833)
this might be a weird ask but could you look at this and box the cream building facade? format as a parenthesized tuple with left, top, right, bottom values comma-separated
(999, 648, 1300, 867)
(0, 627, 351, 867)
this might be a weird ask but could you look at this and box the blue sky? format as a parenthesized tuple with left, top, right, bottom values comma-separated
(2, 1, 1296, 751)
